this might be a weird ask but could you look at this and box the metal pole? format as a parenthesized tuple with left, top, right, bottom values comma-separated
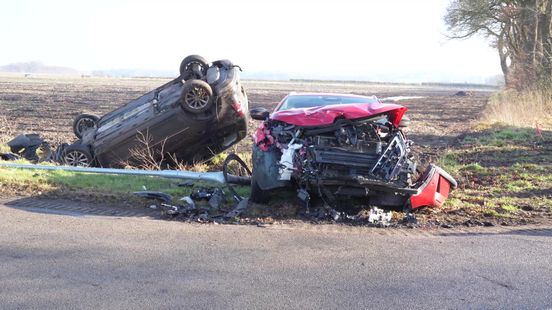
(0, 163, 226, 184)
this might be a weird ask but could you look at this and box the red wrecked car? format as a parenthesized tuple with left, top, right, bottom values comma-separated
(249, 93, 456, 210)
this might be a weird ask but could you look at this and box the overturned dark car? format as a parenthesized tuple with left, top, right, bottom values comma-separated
(249, 93, 457, 210)
(64, 55, 248, 167)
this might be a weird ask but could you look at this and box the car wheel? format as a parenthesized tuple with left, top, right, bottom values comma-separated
(73, 114, 99, 139)
(62, 144, 93, 167)
(250, 174, 270, 203)
(179, 55, 209, 80)
(180, 79, 214, 113)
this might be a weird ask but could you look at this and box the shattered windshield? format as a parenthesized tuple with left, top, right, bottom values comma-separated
(278, 95, 378, 111)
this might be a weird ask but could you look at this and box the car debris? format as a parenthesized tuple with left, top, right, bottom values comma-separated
(62, 55, 248, 168)
(178, 180, 195, 187)
(190, 187, 227, 209)
(6, 134, 51, 162)
(249, 92, 457, 211)
(402, 212, 418, 226)
(0, 152, 19, 161)
(134, 186, 233, 220)
(133, 191, 173, 204)
(225, 198, 249, 218)
(367, 207, 393, 226)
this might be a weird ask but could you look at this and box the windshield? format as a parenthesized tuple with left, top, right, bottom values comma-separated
(277, 95, 379, 111)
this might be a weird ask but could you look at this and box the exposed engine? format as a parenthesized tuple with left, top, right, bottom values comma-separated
(251, 93, 457, 209)
(255, 114, 418, 202)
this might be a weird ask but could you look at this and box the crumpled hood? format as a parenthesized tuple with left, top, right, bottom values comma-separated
(270, 102, 407, 127)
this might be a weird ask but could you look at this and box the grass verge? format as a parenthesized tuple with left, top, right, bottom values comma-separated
(0, 163, 251, 208)
(484, 88, 552, 128)
(433, 123, 552, 225)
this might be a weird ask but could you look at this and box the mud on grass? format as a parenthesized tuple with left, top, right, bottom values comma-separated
(430, 124, 552, 227)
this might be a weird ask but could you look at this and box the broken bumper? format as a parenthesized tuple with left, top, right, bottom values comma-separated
(410, 164, 457, 209)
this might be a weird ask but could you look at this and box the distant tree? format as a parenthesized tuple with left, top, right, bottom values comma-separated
(445, 0, 552, 90)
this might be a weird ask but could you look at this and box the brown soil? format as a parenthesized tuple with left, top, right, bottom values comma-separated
(0, 76, 491, 149)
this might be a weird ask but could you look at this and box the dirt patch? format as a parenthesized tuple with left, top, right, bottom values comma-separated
(0, 75, 491, 151)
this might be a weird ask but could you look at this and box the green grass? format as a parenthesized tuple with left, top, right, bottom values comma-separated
(440, 123, 552, 220)
(0, 164, 251, 205)
(500, 204, 520, 213)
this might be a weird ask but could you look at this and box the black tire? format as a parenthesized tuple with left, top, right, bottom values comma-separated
(250, 174, 270, 204)
(179, 55, 209, 80)
(73, 114, 99, 139)
(62, 144, 93, 167)
(223, 153, 252, 202)
(180, 79, 214, 113)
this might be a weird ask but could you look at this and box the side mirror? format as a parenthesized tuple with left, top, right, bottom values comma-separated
(250, 107, 270, 120)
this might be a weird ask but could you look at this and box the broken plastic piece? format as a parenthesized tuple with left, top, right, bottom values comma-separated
(368, 207, 392, 226)
(191, 187, 218, 200)
(7, 134, 50, 162)
(178, 180, 194, 187)
(208, 188, 226, 208)
(410, 165, 457, 209)
(0, 153, 20, 161)
(133, 191, 173, 204)
(225, 198, 249, 218)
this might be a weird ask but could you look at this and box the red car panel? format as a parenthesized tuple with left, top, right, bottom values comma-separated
(410, 165, 458, 209)
(271, 102, 407, 127)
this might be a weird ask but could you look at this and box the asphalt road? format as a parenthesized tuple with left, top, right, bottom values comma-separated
(1, 200, 551, 309)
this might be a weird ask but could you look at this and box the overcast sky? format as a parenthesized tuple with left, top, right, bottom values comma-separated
(0, 0, 501, 83)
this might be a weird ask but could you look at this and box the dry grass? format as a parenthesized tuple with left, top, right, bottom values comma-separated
(0, 113, 15, 152)
(123, 130, 170, 170)
(484, 89, 552, 128)
(122, 130, 236, 173)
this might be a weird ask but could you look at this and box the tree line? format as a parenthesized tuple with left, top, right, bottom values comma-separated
(445, 0, 552, 90)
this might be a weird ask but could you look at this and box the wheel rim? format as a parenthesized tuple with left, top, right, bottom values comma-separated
(184, 86, 210, 110)
(65, 150, 90, 166)
(76, 118, 96, 135)
(185, 62, 205, 77)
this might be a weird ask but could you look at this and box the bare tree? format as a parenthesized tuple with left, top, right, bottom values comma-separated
(445, 0, 552, 89)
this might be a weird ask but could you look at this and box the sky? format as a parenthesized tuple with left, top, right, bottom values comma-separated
(0, 0, 502, 83)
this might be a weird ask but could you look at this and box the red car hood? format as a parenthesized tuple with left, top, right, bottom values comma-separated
(271, 102, 407, 127)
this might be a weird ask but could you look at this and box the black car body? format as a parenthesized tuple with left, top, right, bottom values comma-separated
(64, 56, 248, 167)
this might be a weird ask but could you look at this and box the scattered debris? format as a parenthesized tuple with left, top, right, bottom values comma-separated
(367, 207, 393, 227)
(134, 186, 235, 221)
(225, 198, 249, 218)
(7, 134, 50, 162)
(208, 188, 226, 209)
(1, 134, 69, 164)
(0, 152, 19, 161)
(180, 196, 196, 209)
(133, 191, 173, 204)
(178, 180, 194, 187)
(403, 212, 418, 226)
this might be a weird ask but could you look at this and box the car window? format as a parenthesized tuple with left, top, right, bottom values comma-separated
(278, 95, 378, 111)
